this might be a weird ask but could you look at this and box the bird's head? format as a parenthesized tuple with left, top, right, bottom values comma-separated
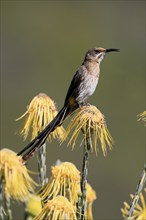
(85, 47, 119, 63)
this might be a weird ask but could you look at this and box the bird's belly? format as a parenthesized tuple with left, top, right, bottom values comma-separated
(76, 75, 98, 103)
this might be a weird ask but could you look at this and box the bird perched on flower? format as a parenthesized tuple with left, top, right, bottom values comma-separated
(18, 47, 119, 160)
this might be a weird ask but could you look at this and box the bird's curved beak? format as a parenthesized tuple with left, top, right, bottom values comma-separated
(105, 48, 120, 53)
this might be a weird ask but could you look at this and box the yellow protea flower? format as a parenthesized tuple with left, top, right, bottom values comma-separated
(16, 93, 65, 142)
(121, 189, 146, 219)
(63, 105, 113, 156)
(138, 111, 146, 125)
(0, 148, 36, 201)
(34, 196, 77, 220)
(86, 183, 96, 220)
(26, 194, 42, 217)
(40, 162, 80, 205)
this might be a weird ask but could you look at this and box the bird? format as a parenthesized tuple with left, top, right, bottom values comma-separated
(17, 47, 119, 161)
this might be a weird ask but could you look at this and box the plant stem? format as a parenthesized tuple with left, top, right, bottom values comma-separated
(128, 165, 146, 219)
(5, 195, 12, 220)
(77, 129, 91, 220)
(37, 143, 47, 187)
(0, 178, 13, 220)
(0, 178, 4, 220)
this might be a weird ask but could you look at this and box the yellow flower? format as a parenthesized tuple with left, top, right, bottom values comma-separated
(121, 189, 146, 219)
(34, 196, 77, 220)
(0, 148, 36, 201)
(63, 105, 113, 156)
(138, 111, 146, 125)
(86, 183, 96, 220)
(40, 162, 80, 205)
(26, 194, 42, 217)
(16, 93, 65, 142)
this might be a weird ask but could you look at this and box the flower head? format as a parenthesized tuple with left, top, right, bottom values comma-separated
(16, 93, 65, 142)
(0, 148, 36, 201)
(34, 196, 77, 220)
(86, 183, 96, 204)
(40, 162, 80, 204)
(121, 188, 146, 219)
(63, 105, 113, 156)
(86, 183, 96, 220)
(26, 194, 42, 217)
(138, 111, 146, 125)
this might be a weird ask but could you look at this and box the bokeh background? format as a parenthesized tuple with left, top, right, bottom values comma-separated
(1, 1, 145, 219)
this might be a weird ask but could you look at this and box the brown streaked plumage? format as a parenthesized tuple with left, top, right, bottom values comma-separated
(17, 47, 119, 160)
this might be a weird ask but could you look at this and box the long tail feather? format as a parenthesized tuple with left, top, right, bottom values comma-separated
(17, 106, 69, 161)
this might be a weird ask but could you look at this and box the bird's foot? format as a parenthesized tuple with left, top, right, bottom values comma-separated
(79, 102, 91, 107)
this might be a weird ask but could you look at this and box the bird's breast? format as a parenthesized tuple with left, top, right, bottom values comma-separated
(76, 72, 99, 104)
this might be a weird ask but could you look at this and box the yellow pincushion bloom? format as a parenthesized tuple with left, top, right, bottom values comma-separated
(63, 105, 113, 156)
(34, 196, 77, 220)
(40, 162, 80, 205)
(86, 183, 96, 220)
(0, 148, 36, 201)
(16, 93, 65, 142)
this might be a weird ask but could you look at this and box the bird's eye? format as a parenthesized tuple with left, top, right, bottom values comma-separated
(95, 50, 99, 54)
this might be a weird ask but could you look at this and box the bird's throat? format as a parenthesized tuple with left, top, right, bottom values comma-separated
(85, 60, 100, 77)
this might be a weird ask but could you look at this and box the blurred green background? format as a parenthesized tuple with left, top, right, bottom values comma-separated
(1, 1, 145, 219)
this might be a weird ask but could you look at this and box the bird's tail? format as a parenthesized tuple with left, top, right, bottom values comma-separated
(17, 105, 70, 161)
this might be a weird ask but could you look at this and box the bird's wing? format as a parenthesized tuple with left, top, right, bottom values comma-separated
(64, 67, 85, 106)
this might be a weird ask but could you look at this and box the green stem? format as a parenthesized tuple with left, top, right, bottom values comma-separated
(0, 178, 13, 220)
(128, 165, 146, 219)
(5, 196, 12, 220)
(37, 143, 47, 187)
(0, 178, 4, 220)
(77, 132, 91, 220)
